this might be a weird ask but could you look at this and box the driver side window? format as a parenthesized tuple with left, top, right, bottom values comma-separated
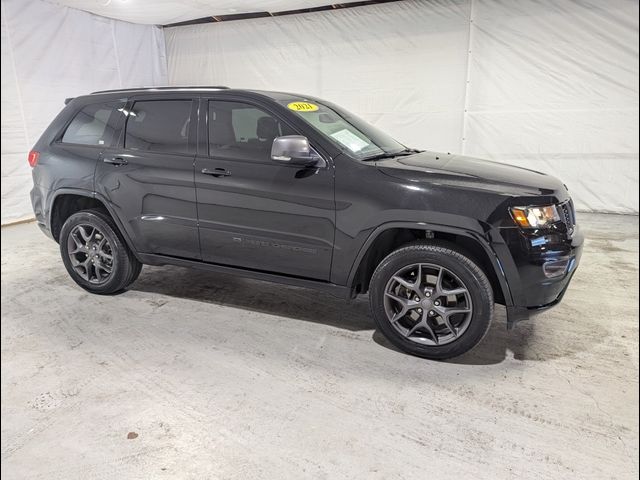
(208, 100, 296, 162)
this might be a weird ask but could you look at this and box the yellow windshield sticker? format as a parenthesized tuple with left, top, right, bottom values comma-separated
(287, 101, 319, 112)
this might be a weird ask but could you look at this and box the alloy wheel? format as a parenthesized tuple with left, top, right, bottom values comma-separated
(383, 263, 473, 346)
(67, 224, 114, 284)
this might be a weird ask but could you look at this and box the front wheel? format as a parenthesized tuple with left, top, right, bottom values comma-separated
(59, 209, 142, 294)
(369, 242, 494, 360)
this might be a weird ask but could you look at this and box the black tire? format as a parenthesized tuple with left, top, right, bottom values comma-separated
(369, 242, 493, 360)
(59, 208, 142, 294)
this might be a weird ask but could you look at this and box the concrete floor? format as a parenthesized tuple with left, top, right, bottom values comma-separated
(1, 213, 638, 480)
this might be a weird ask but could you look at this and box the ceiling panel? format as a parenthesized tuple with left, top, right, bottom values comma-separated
(50, 0, 365, 25)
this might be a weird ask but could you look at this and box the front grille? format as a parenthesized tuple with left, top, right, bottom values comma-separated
(558, 199, 576, 234)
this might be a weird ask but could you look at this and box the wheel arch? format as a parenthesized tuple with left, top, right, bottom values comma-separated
(48, 189, 142, 262)
(347, 222, 513, 306)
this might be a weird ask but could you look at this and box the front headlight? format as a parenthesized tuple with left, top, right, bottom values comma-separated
(510, 205, 561, 228)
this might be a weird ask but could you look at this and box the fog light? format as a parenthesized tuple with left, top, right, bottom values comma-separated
(543, 258, 570, 278)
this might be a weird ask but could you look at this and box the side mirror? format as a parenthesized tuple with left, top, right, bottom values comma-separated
(271, 135, 323, 167)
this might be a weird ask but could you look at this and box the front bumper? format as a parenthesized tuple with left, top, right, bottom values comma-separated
(499, 222, 584, 327)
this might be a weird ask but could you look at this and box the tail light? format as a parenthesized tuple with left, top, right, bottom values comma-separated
(28, 150, 39, 167)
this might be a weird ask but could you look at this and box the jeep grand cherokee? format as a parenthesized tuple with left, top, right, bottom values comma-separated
(29, 87, 583, 359)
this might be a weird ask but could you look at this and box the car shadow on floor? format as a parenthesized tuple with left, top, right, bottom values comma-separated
(131, 265, 587, 366)
(372, 314, 548, 366)
(131, 265, 374, 332)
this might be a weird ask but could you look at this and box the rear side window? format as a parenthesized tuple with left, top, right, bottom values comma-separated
(124, 100, 192, 154)
(61, 102, 125, 146)
(208, 100, 297, 162)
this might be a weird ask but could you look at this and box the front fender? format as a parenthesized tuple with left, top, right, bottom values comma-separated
(345, 220, 515, 310)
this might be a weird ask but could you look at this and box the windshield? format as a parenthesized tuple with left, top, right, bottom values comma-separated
(279, 99, 406, 160)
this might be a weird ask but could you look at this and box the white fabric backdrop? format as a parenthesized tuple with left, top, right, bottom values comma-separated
(1, 0, 167, 223)
(166, 0, 639, 214)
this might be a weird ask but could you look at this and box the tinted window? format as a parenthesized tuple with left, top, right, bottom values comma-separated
(61, 102, 124, 146)
(125, 100, 192, 154)
(209, 101, 296, 162)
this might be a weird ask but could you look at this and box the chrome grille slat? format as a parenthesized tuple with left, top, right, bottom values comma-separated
(558, 199, 576, 234)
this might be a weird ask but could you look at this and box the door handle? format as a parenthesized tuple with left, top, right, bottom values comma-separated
(103, 157, 128, 166)
(202, 167, 231, 177)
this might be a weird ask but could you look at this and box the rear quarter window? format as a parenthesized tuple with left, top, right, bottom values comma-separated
(61, 102, 125, 147)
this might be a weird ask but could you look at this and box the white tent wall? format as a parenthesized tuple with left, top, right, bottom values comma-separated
(0, 0, 168, 224)
(166, 0, 639, 214)
(464, 0, 639, 214)
(1, 0, 637, 222)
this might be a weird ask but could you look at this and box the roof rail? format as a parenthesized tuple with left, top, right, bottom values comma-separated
(90, 86, 231, 94)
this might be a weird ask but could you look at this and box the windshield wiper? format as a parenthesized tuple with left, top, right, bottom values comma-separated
(362, 148, 421, 162)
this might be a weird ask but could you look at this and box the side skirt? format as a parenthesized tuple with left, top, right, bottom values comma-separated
(137, 253, 352, 299)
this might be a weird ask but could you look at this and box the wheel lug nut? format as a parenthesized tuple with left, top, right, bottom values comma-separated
(425, 292, 431, 297)
(429, 310, 436, 316)
(417, 308, 422, 313)
(434, 301, 440, 306)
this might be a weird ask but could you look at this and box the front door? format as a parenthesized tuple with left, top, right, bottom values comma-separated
(195, 98, 335, 280)
(94, 96, 200, 259)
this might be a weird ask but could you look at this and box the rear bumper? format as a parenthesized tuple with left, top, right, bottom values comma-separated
(36, 220, 54, 240)
(30, 183, 53, 239)
(499, 223, 584, 327)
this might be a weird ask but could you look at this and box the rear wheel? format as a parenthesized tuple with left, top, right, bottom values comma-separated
(370, 242, 493, 360)
(59, 209, 142, 294)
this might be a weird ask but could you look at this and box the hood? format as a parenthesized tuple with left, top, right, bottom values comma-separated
(375, 151, 568, 198)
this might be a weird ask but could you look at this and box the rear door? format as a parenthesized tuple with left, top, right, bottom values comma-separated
(51, 100, 126, 194)
(94, 95, 200, 259)
(194, 96, 335, 280)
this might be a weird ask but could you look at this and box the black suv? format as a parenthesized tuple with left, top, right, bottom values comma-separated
(30, 87, 583, 359)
